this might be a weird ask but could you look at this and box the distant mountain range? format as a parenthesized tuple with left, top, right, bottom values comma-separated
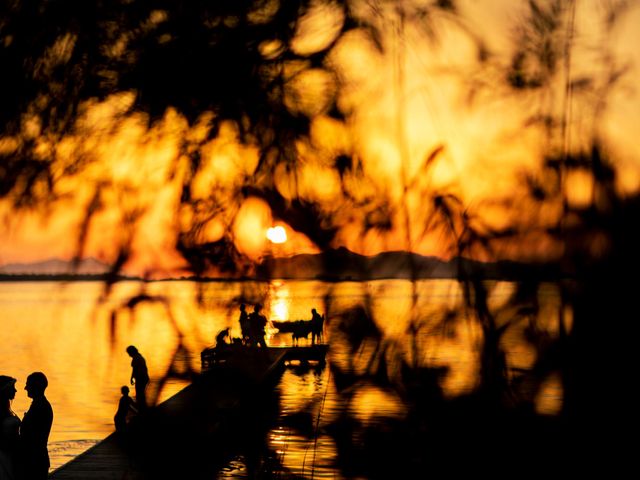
(0, 257, 112, 275)
(256, 247, 560, 281)
(0, 249, 560, 281)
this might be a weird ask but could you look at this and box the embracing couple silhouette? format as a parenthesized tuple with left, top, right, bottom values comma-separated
(0, 372, 53, 480)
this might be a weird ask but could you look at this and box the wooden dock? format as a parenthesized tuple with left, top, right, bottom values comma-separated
(49, 345, 328, 479)
(201, 344, 328, 371)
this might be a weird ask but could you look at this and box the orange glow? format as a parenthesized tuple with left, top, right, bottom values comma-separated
(535, 373, 564, 416)
(233, 197, 272, 259)
(565, 170, 594, 209)
(290, 0, 345, 56)
(2, 2, 640, 271)
(351, 386, 406, 423)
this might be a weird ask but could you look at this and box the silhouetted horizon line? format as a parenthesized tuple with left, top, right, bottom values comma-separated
(0, 249, 565, 282)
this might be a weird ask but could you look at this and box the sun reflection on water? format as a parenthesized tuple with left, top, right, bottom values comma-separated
(269, 280, 291, 323)
(271, 298, 289, 321)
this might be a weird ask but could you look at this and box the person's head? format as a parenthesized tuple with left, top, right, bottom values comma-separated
(240, 304, 246, 312)
(126, 345, 138, 357)
(312, 308, 317, 314)
(254, 304, 262, 313)
(25, 372, 48, 399)
(0, 375, 17, 407)
(121, 385, 130, 396)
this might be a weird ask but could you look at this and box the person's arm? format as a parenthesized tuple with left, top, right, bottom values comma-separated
(131, 356, 142, 384)
(128, 397, 139, 415)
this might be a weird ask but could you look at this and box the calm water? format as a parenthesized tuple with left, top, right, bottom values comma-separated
(0, 279, 563, 476)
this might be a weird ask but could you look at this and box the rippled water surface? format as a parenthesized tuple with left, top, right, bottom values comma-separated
(0, 279, 562, 475)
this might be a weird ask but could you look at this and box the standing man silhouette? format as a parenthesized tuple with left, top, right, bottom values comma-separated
(126, 346, 149, 410)
(310, 308, 325, 344)
(20, 372, 53, 480)
(249, 304, 268, 348)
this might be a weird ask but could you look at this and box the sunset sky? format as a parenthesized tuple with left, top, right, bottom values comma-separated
(1, 0, 640, 276)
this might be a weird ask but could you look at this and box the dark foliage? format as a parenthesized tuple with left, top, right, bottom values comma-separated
(1, 0, 637, 476)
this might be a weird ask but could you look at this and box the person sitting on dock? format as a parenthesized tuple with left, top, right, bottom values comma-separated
(238, 304, 250, 345)
(114, 385, 137, 435)
(215, 328, 230, 349)
(126, 346, 149, 410)
(249, 304, 268, 348)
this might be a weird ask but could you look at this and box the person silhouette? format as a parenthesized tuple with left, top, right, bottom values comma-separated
(126, 346, 149, 410)
(310, 308, 325, 344)
(20, 372, 53, 480)
(238, 304, 250, 345)
(114, 386, 137, 435)
(249, 304, 268, 348)
(0, 375, 20, 480)
(215, 328, 230, 348)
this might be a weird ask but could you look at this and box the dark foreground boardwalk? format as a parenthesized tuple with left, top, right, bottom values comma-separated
(50, 348, 290, 480)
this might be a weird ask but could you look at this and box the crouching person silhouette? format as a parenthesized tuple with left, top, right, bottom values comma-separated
(114, 385, 138, 435)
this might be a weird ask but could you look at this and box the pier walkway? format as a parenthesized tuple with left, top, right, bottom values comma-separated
(49, 347, 298, 479)
(49, 349, 285, 480)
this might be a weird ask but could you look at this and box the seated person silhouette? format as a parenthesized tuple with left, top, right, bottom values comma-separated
(215, 328, 230, 349)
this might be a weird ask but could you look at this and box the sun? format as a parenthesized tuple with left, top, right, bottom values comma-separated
(266, 226, 287, 244)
